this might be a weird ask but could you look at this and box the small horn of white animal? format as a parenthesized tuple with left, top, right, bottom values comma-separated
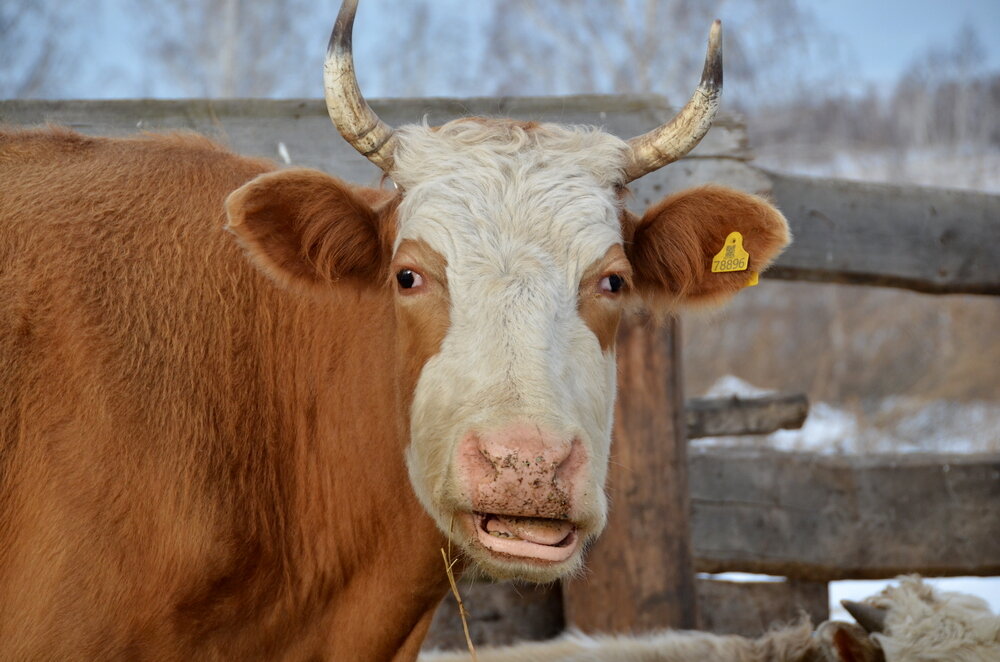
(324, 0, 397, 173)
(843, 599, 889, 634)
(622, 19, 723, 182)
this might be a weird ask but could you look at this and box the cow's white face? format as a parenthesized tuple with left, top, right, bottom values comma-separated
(227, 115, 790, 584)
(390, 119, 631, 580)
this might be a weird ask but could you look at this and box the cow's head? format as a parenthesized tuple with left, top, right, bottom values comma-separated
(226, 0, 789, 582)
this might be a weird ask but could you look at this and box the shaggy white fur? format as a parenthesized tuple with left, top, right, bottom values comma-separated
(868, 576, 1000, 662)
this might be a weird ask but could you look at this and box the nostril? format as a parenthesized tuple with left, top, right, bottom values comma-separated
(555, 438, 586, 484)
(478, 447, 499, 474)
(476, 428, 578, 476)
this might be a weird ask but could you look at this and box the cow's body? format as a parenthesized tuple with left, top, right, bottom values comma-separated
(0, 4, 806, 660)
(0, 121, 801, 661)
(0, 129, 445, 660)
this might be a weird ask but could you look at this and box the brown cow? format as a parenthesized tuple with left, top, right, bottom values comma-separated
(0, 1, 814, 660)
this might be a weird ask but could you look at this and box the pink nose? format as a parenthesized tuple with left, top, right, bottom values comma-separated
(456, 424, 586, 519)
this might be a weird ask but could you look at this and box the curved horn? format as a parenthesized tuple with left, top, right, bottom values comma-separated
(842, 600, 889, 634)
(324, 0, 396, 172)
(623, 20, 723, 183)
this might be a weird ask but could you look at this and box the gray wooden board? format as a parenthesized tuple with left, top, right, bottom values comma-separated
(695, 579, 828, 637)
(686, 393, 809, 439)
(765, 171, 1000, 295)
(0, 96, 754, 217)
(422, 581, 564, 652)
(690, 448, 1000, 580)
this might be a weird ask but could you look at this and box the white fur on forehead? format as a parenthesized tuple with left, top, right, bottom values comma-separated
(389, 119, 630, 270)
(392, 118, 629, 189)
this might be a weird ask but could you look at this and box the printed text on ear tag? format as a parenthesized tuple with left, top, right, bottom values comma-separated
(711, 231, 750, 273)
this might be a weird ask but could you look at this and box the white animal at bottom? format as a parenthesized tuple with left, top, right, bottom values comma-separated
(818, 576, 1000, 662)
(423, 576, 1000, 661)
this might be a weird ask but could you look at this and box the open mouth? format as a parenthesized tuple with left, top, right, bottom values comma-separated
(470, 512, 579, 563)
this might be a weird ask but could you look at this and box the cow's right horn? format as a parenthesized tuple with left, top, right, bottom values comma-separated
(324, 0, 397, 173)
(622, 20, 723, 183)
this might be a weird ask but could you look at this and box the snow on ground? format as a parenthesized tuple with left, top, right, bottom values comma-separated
(695, 376, 1000, 621)
(695, 375, 1000, 455)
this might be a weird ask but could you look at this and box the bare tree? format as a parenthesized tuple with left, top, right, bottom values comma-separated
(0, 0, 63, 97)
(476, 0, 845, 108)
(138, 0, 322, 98)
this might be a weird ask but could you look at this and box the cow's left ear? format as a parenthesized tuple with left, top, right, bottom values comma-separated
(626, 185, 790, 309)
(225, 168, 396, 293)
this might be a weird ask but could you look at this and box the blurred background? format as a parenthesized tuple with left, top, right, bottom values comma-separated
(4, 0, 998, 613)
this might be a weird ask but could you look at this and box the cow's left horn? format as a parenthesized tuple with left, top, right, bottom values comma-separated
(324, 0, 396, 173)
(622, 20, 723, 183)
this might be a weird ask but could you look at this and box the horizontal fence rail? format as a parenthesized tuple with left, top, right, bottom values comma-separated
(686, 393, 809, 438)
(764, 172, 1000, 295)
(5, 96, 997, 295)
(690, 448, 1000, 581)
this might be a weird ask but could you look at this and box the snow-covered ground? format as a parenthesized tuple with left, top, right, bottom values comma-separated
(695, 375, 1000, 455)
(694, 375, 1000, 621)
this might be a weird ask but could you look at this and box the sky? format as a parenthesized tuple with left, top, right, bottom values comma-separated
(13, 0, 999, 100)
(808, 0, 1000, 84)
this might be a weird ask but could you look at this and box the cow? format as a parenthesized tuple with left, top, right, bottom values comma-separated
(0, 0, 805, 660)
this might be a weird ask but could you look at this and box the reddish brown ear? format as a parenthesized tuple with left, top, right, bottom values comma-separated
(225, 168, 394, 291)
(627, 185, 790, 309)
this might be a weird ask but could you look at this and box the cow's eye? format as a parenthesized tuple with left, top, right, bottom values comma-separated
(600, 274, 624, 294)
(396, 269, 424, 290)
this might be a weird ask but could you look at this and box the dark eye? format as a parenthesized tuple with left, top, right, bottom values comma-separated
(600, 274, 624, 294)
(396, 269, 424, 290)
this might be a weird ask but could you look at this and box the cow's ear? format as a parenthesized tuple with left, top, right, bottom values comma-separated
(225, 168, 395, 292)
(626, 185, 790, 310)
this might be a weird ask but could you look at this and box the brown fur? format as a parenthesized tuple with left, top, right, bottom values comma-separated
(226, 167, 398, 293)
(626, 185, 790, 310)
(0, 127, 790, 661)
(578, 245, 632, 352)
(390, 239, 452, 414)
(0, 128, 445, 661)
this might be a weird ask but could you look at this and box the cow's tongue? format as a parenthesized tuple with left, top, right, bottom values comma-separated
(486, 515, 573, 546)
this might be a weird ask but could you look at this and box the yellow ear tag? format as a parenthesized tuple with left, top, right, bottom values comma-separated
(711, 231, 750, 273)
(745, 272, 759, 287)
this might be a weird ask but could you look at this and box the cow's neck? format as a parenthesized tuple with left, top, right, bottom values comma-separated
(262, 284, 450, 660)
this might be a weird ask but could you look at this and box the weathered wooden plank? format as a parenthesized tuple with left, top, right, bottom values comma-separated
(0, 97, 751, 202)
(764, 171, 1000, 295)
(686, 393, 809, 439)
(690, 449, 1000, 580)
(696, 579, 828, 636)
(422, 581, 563, 653)
(562, 316, 698, 632)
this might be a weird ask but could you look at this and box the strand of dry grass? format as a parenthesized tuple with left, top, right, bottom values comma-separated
(441, 522, 477, 661)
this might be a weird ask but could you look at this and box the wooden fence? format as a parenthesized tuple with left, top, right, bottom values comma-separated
(3, 95, 998, 645)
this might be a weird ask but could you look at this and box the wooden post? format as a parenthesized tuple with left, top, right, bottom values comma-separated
(562, 315, 697, 632)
